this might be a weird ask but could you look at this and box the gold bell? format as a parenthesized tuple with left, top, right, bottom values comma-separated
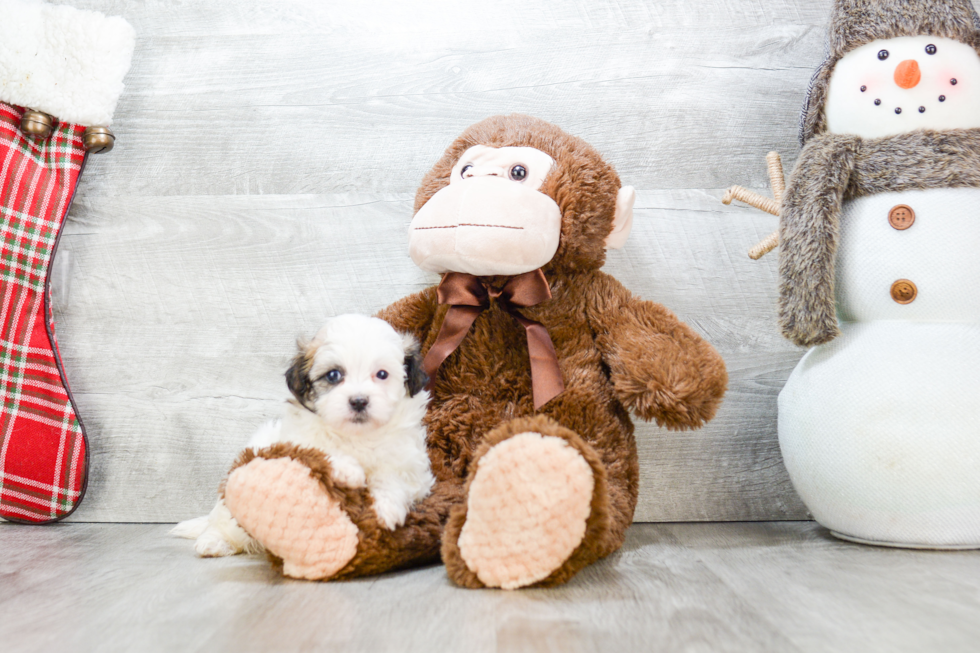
(83, 126, 115, 154)
(20, 110, 54, 139)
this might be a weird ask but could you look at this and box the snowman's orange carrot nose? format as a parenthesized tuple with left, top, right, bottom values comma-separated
(894, 60, 921, 89)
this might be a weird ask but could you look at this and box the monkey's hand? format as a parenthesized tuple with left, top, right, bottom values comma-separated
(587, 273, 727, 430)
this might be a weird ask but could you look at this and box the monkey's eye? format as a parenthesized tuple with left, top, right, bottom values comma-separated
(324, 369, 343, 384)
(878, 49, 889, 60)
(926, 44, 937, 55)
(376, 370, 389, 380)
(460, 164, 473, 178)
(509, 165, 527, 181)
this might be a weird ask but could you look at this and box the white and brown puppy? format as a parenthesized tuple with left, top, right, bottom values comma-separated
(172, 314, 432, 557)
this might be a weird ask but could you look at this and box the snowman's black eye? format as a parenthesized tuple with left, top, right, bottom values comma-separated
(460, 164, 473, 178)
(926, 44, 937, 55)
(509, 165, 527, 181)
(951, 78, 958, 85)
(874, 98, 882, 106)
(878, 50, 889, 60)
(939, 95, 947, 102)
(860, 85, 867, 92)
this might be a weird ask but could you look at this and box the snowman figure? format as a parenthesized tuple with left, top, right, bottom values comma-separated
(757, 0, 980, 548)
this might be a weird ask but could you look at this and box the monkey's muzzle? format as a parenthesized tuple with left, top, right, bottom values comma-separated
(409, 176, 562, 276)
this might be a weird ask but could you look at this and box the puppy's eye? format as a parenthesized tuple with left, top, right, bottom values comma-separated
(460, 164, 473, 178)
(878, 49, 889, 60)
(324, 369, 343, 384)
(926, 44, 937, 55)
(509, 165, 527, 181)
(376, 370, 389, 380)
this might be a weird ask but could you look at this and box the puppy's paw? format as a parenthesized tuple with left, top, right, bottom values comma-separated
(372, 496, 409, 531)
(329, 456, 366, 489)
(170, 516, 209, 540)
(194, 527, 240, 558)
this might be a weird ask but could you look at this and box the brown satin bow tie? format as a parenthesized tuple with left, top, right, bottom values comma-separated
(422, 269, 565, 410)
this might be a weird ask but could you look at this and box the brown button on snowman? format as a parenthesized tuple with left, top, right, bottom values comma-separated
(890, 279, 917, 304)
(887, 205, 914, 230)
(726, 0, 980, 549)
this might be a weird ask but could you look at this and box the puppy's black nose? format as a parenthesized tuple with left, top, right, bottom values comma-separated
(349, 396, 369, 412)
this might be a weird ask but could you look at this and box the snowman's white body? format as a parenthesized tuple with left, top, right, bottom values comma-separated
(779, 188, 980, 547)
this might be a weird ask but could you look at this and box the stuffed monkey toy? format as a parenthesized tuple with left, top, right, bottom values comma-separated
(223, 115, 728, 588)
(0, 0, 134, 523)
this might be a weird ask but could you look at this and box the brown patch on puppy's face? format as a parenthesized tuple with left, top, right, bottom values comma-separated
(401, 333, 428, 397)
(285, 340, 317, 412)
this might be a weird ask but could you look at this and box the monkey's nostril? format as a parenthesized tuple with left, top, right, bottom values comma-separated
(349, 396, 369, 412)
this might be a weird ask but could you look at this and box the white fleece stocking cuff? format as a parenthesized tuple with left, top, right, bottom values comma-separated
(0, 0, 135, 126)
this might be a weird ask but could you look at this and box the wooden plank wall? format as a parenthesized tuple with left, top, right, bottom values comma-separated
(47, 0, 854, 522)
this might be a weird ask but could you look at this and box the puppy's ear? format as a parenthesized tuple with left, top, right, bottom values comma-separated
(401, 333, 428, 397)
(285, 339, 316, 411)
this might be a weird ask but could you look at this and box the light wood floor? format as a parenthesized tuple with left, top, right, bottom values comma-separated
(2, 521, 977, 652)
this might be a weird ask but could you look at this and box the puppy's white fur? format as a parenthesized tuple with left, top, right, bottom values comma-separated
(172, 314, 433, 557)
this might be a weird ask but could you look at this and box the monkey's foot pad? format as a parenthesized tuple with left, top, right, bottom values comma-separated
(457, 432, 594, 589)
(224, 457, 358, 580)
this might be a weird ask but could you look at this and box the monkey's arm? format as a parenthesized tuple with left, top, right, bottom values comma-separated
(376, 286, 440, 343)
(586, 272, 727, 430)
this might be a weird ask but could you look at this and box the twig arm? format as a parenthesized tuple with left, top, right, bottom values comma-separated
(722, 152, 785, 258)
(721, 185, 780, 217)
(748, 230, 779, 260)
(766, 151, 785, 203)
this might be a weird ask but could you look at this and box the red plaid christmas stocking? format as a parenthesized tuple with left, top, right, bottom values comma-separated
(0, 1, 134, 523)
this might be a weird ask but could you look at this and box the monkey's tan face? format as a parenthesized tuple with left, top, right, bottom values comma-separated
(409, 145, 562, 276)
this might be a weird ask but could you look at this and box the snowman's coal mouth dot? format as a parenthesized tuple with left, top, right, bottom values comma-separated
(874, 98, 882, 106)
(895, 107, 902, 114)
(940, 95, 947, 102)
(919, 106, 926, 113)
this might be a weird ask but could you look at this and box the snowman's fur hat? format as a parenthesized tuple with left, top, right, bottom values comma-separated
(799, 0, 980, 144)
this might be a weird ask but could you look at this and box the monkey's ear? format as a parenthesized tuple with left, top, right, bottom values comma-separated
(605, 185, 635, 249)
(401, 333, 428, 397)
(285, 343, 315, 411)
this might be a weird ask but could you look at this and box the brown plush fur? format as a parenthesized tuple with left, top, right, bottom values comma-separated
(240, 114, 728, 586)
(800, 0, 980, 143)
(779, 128, 980, 347)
